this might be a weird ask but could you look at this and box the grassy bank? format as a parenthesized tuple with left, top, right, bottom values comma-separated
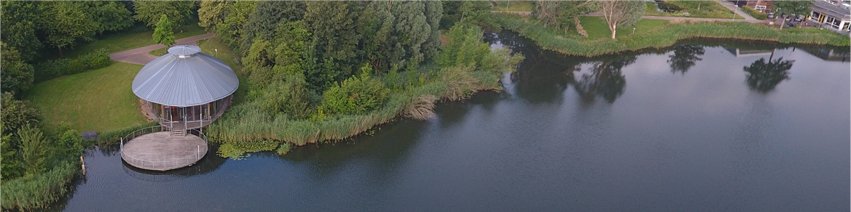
(486, 14, 849, 57)
(645, 1, 741, 19)
(27, 62, 150, 133)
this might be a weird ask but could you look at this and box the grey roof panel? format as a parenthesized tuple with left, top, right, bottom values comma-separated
(132, 45, 239, 107)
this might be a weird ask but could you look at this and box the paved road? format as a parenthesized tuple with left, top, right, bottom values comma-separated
(712, 0, 761, 22)
(109, 33, 216, 65)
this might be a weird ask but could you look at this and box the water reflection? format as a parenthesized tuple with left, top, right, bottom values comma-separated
(570, 56, 634, 103)
(668, 45, 705, 74)
(743, 53, 794, 93)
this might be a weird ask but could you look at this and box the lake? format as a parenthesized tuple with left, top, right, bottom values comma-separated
(55, 32, 850, 211)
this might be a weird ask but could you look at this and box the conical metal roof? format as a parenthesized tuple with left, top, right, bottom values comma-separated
(132, 45, 239, 107)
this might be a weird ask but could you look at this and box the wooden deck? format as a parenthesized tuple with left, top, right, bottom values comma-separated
(121, 132, 208, 171)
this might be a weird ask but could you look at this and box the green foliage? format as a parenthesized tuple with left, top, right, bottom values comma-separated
(1, 132, 24, 180)
(87, 1, 134, 33)
(217, 141, 278, 159)
(304, 1, 361, 83)
(440, 1, 462, 29)
(532, 1, 595, 31)
(438, 23, 490, 67)
(276, 143, 292, 156)
(215, 1, 257, 49)
(1, 44, 35, 95)
(134, 1, 195, 30)
(0, 1, 43, 61)
(34, 49, 112, 82)
(198, 0, 231, 29)
(39, 2, 99, 52)
(18, 126, 48, 176)
(320, 66, 389, 115)
(742, 6, 768, 20)
(153, 15, 176, 46)
(460, 1, 492, 23)
(1, 93, 41, 136)
(57, 126, 84, 157)
(241, 1, 305, 51)
(1, 161, 78, 210)
(773, 1, 812, 16)
(258, 74, 312, 119)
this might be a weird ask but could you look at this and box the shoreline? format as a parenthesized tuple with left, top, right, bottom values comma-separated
(485, 14, 850, 58)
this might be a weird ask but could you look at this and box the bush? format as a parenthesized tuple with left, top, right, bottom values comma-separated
(742, 7, 768, 20)
(1, 92, 41, 135)
(319, 66, 389, 115)
(35, 48, 112, 82)
(1, 161, 78, 210)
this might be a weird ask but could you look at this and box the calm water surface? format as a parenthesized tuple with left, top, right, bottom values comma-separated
(56, 33, 849, 211)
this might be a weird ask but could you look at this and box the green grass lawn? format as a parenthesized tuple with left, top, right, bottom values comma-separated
(579, 16, 670, 39)
(62, 24, 205, 58)
(27, 62, 150, 133)
(646, 1, 742, 19)
(493, 1, 534, 12)
(489, 14, 849, 56)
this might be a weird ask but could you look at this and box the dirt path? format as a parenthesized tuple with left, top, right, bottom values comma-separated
(109, 33, 216, 65)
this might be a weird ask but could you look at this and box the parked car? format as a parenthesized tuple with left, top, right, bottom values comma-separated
(767, 12, 775, 19)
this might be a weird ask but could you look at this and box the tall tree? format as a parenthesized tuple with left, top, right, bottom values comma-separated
(304, 1, 361, 86)
(39, 2, 99, 54)
(1, 44, 35, 95)
(153, 15, 176, 46)
(198, 0, 231, 30)
(216, 2, 257, 49)
(597, 0, 644, 39)
(0, 1, 42, 61)
(87, 1, 134, 33)
(533, 1, 595, 35)
(774, 1, 812, 29)
(134, 1, 195, 30)
(241, 1, 306, 51)
(18, 125, 48, 176)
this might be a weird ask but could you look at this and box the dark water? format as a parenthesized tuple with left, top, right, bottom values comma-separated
(56, 33, 849, 211)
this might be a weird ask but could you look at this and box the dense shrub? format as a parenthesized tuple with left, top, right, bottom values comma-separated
(742, 7, 768, 20)
(35, 48, 112, 82)
(319, 66, 389, 115)
(1, 92, 41, 135)
(1, 161, 78, 210)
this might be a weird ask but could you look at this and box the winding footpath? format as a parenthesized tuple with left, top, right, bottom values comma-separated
(109, 33, 216, 65)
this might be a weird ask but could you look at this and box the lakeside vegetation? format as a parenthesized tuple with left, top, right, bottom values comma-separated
(484, 14, 849, 57)
(1, 1, 200, 210)
(199, 1, 522, 157)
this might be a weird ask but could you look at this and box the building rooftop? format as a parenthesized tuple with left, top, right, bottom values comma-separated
(132, 45, 239, 107)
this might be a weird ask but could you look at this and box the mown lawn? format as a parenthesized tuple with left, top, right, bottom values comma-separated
(27, 62, 150, 133)
(645, 1, 742, 19)
(489, 14, 849, 56)
(62, 24, 205, 58)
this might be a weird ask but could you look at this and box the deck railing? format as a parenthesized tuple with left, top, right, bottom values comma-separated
(119, 126, 209, 171)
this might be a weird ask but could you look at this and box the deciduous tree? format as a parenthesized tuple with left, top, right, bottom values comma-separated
(134, 1, 195, 30)
(1, 44, 35, 95)
(597, 0, 644, 39)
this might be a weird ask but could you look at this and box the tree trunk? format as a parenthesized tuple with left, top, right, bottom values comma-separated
(575, 17, 588, 38)
(610, 24, 617, 40)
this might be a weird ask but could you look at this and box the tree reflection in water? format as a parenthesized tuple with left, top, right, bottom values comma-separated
(668, 45, 705, 74)
(743, 55, 794, 93)
(570, 56, 635, 103)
